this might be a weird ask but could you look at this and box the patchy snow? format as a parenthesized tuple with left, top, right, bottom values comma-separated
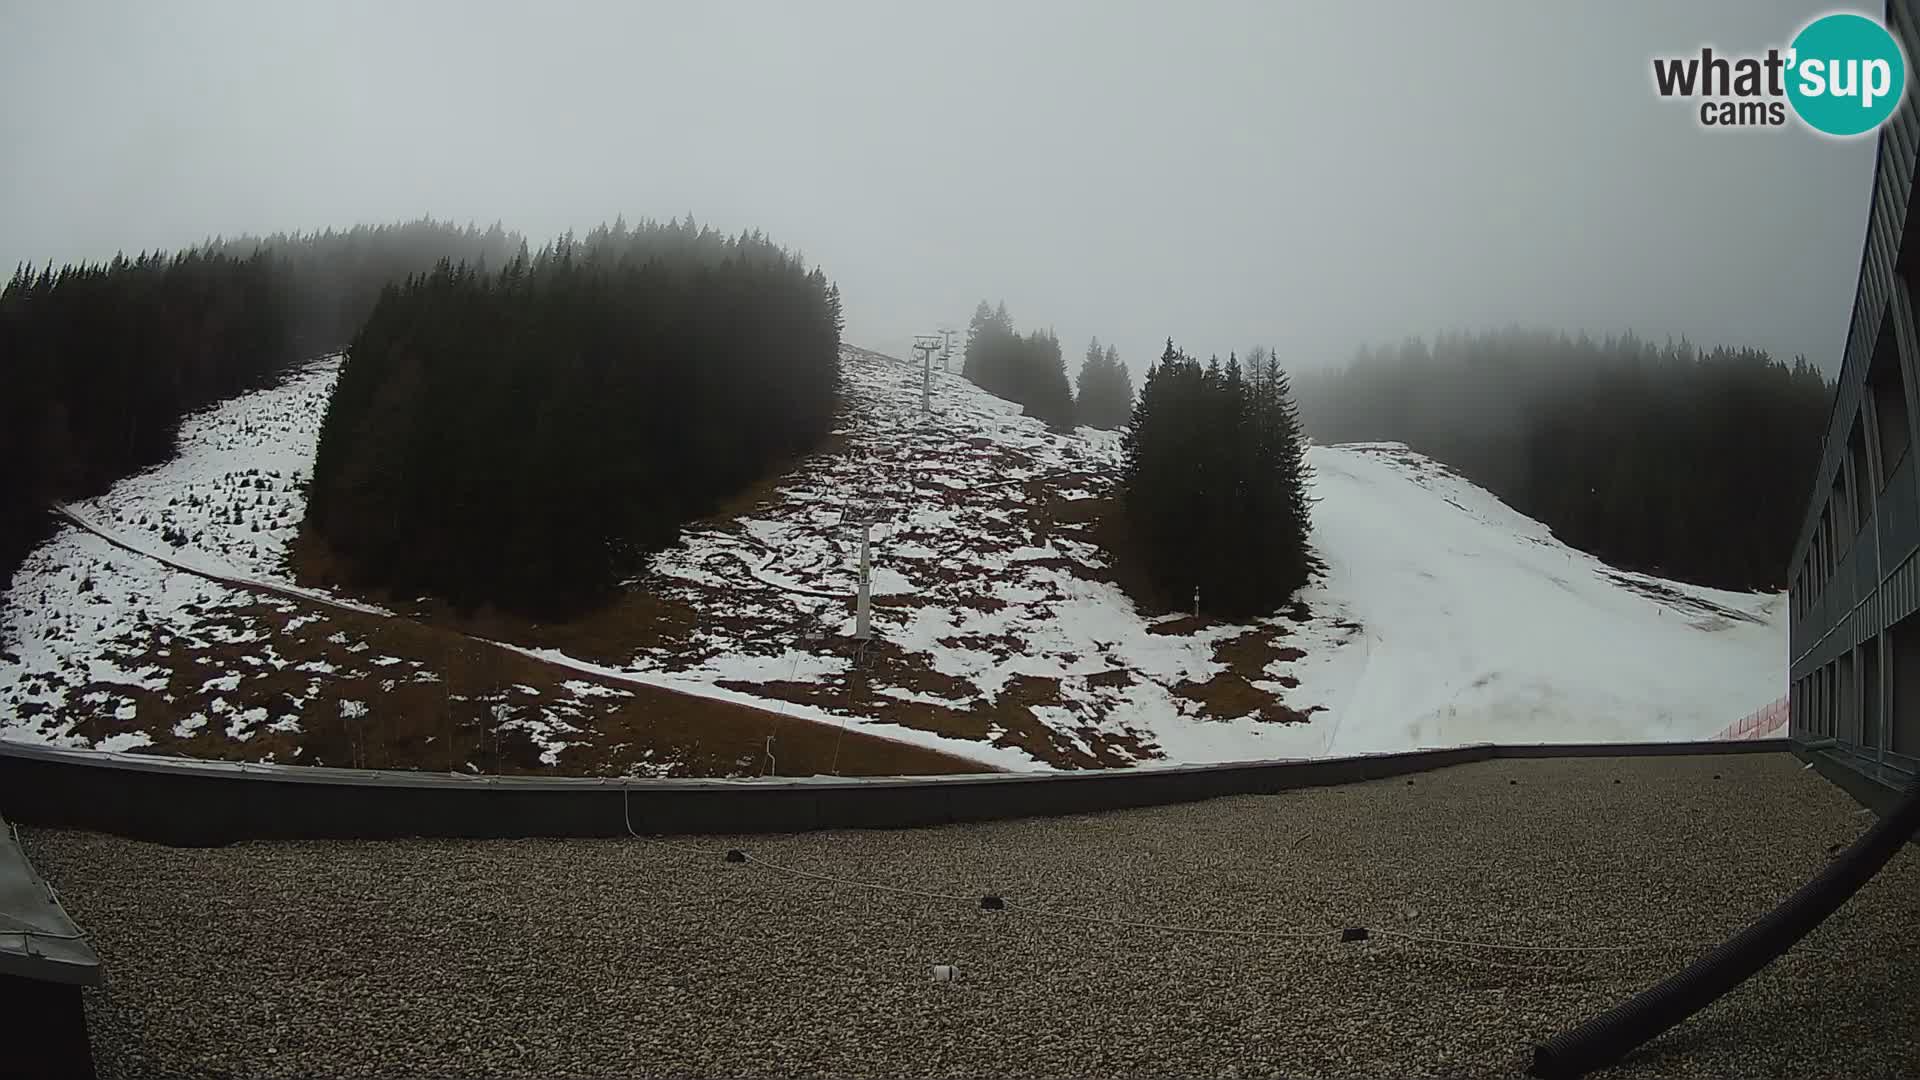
(55, 357, 339, 582)
(0, 346, 1785, 772)
(0, 523, 266, 744)
(490, 639, 1042, 771)
(618, 348, 1785, 765)
(94, 731, 152, 753)
(562, 680, 633, 700)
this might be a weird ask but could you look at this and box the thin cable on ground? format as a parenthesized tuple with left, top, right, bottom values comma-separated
(620, 785, 727, 858)
(1369, 928, 1710, 954)
(614, 813, 1351, 945)
(616, 805, 1780, 956)
(741, 853, 980, 906)
(741, 849, 1339, 941)
(993, 897, 1342, 941)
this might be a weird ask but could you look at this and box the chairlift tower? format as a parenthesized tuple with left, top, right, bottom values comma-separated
(938, 327, 959, 373)
(912, 334, 943, 415)
(842, 455, 901, 643)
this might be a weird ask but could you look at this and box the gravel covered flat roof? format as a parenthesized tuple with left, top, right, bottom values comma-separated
(20, 752, 1920, 1079)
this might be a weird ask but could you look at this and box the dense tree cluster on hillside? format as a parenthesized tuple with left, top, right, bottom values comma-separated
(1122, 341, 1314, 618)
(962, 301, 1075, 430)
(0, 220, 526, 593)
(0, 251, 290, 588)
(1291, 328, 1833, 589)
(207, 219, 523, 355)
(1074, 338, 1134, 430)
(307, 218, 844, 616)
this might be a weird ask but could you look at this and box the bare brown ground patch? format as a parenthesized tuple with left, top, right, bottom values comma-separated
(56, 591, 983, 778)
(720, 648, 1150, 770)
(289, 531, 714, 667)
(293, 495, 1137, 773)
(696, 430, 852, 521)
(1212, 630, 1307, 680)
(935, 634, 1019, 660)
(272, 408, 1179, 774)
(1170, 672, 1319, 725)
(1151, 627, 1325, 726)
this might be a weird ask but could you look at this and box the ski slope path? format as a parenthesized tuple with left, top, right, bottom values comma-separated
(1, 347, 1786, 772)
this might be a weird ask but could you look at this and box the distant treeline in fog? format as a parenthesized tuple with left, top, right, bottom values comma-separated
(963, 302, 1075, 430)
(962, 303, 1137, 432)
(1075, 337, 1134, 430)
(205, 219, 524, 356)
(1292, 329, 1832, 590)
(0, 220, 526, 592)
(307, 218, 843, 616)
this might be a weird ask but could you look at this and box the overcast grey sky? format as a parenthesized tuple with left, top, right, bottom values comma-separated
(0, 1, 1882, 373)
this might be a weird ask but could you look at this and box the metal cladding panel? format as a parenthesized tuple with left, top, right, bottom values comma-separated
(0, 740, 1784, 846)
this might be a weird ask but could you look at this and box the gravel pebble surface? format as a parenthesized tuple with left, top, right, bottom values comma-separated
(21, 753, 1920, 1079)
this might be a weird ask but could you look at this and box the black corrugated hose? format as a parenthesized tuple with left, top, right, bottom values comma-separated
(1529, 779, 1920, 1079)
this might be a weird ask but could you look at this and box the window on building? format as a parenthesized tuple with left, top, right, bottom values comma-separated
(1813, 673, 1823, 736)
(1861, 638, 1883, 754)
(1827, 497, 1843, 572)
(1868, 317, 1911, 485)
(1892, 615, 1920, 757)
(1838, 444, 1855, 541)
(1849, 419, 1874, 531)
(1839, 649, 1858, 745)
(1821, 663, 1833, 737)
(1819, 506, 1833, 579)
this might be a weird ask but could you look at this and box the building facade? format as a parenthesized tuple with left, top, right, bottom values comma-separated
(1789, 0, 1920, 799)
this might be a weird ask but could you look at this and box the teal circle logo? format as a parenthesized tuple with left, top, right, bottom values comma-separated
(1786, 13, 1907, 136)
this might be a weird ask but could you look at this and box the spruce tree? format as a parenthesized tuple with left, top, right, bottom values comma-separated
(1120, 340, 1313, 617)
(1076, 337, 1108, 427)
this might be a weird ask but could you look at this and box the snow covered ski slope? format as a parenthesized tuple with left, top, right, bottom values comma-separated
(0, 345, 1786, 773)
(1292, 444, 1783, 757)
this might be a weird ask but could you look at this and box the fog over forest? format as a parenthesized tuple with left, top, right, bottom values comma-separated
(0, 0, 1878, 376)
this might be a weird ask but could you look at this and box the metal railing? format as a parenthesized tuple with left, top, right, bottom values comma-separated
(1712, 696, 1789, 742)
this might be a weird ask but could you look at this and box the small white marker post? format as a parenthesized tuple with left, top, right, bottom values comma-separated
(856, 523, 873, 641)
